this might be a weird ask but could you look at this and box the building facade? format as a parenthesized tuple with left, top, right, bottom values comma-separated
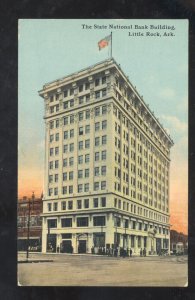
(39, 58, 173, 255)
(17, 194, 42, 251)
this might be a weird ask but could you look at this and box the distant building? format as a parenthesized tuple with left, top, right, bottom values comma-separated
(39, 58, 173, 255)
(170, 230, 188, 254)
(17, 193, 43, 251)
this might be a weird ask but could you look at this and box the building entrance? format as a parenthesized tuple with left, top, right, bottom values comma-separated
(78, 240, 86, 253)
(61, 240, 73, 253)
(47, 234, 56, 252)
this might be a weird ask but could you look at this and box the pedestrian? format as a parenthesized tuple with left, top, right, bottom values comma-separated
(130, 248, 132, 257)
(91, 246, 94, 254)
(140, 248, 143, 257)
(143, 247, 146, 257)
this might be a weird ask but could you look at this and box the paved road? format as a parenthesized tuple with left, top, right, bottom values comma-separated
(18, 253, 188, 287)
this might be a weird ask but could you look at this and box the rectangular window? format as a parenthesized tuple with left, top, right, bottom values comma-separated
(61, 201, 66, 210)
(64, 117, 68, 125)
(50, 148, 53, 156)
(79, 127, 83, 135)
(62, 186, 67, 194)
(55, 160, 59, 169)
(48, 219, 57, 228)
(95, 78, 100, 86)
(70, 99, 74, 107)
(70, 129, 74, 138)
(79, 141, 83, 150)
(48, 203, 52, 211)
(55, 147, 59, 155)
(69, 186, 73, 194)
(50, 134, 54, 142)
(102, 105, 107, 114)
(85, 83, 90, 90)
(85, 139, 90, 149)
(55, 133, 59, 141)
(95, 122, 100, 131)
(79, 85, 83, 92)
(102, 120, 107, 129)
(54, 174, 58, 182)
(95, 107, 100, 116)
(95, 91, 100, 99)
(79, 112, 83, 121)
(68, 201, 73, 210)
(64, 101, 68, 109)
(77, 217, 88, 227)
(102, 150, 106, 160)
(102, 135, 107, 145)
(93, 198, 98, 208)
(70, 115, 74, 124)
(101, 166, 106, 176)
(101, 197, 106, 207)
(86, 94, 90, 102)
(94, 167, 99, 176)
(84, 199, 89, 208)
(48, 188, 53, 196)
(85, 169, 89, 178)
(63, 158, 67, 167)
(78, 170, 83, 178)
(85, 125, 90, 134)
(85, 154, 90, 163)
(77, 200, 82, 209)
(79, 96, 84, 104)
(63, 172, 67, 181)
(70, 88, 74, 95)
(93, 216, 105, 226)
(61, 218, 72, 227)
(69, 143, 74, 152)
(102, 89, 107, 97)
(95, 152, 99, 161)
(86, 110, 90, 119)
(102, 76, 106, 84)
(78, 184, 83, 193)
(53, 202, 58, 211)
(84, 183, 89, 192)
(56, 119, 60, 128)
(63, 144, 68, 153)
(50, 121, 54, 129)
(78, 155, 83, 164)
(95, 137, 100, 146)
(69, 171, 73, 180)
(101, 181, 106, 190)
(64, 90, 68, 97)
(94, 182, 99, 191)
(49, 175, 53, 183)
(69, 157, 74, 166)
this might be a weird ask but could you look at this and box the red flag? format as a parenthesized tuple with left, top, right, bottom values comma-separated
(98, 35, 111, 50)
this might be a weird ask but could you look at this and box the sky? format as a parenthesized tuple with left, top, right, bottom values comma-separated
(18, 19, 188, 234)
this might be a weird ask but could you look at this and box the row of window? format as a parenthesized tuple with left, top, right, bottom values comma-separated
(47, 216, 106, 228)
(48, 181, 107, 196)
(47, 197, 106, 212)
(49, 151, 107, 170)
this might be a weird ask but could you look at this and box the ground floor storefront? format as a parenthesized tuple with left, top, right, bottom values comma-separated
(43, 231, 169, 256)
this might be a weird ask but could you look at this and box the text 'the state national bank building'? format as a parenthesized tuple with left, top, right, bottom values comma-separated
(39, 58, 173, 255)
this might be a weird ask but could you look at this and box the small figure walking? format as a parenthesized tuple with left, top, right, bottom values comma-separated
(130, 248, 132, 257)
(140, 248, 143, 257)
(143, 247, 146, 257)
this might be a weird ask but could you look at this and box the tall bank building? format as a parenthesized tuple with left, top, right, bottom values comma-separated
(39, 58, 173, 255)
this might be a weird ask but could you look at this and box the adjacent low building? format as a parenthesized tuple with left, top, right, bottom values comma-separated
(39, 58, 173, 255)
(17, 193, 42, 251)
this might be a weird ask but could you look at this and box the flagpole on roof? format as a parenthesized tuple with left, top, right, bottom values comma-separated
(111, 32, 112, 58)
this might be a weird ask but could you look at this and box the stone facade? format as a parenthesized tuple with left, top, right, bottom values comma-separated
(39, 58, 173, 255)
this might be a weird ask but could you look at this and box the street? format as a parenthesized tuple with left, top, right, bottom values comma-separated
(18, 253, 188, 287)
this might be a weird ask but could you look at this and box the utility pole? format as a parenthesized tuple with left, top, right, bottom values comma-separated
(26, 200, 31, 260)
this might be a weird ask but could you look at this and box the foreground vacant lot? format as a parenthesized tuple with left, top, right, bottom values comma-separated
(18, 253, 188, 287)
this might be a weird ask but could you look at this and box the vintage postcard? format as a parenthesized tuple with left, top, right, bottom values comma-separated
(18, 19, 188, 286)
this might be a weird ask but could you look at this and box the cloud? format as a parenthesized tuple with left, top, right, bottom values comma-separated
(177, 95, 188, 113)
(160, 115, 187, 134)
(159, 87, 176, 99)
